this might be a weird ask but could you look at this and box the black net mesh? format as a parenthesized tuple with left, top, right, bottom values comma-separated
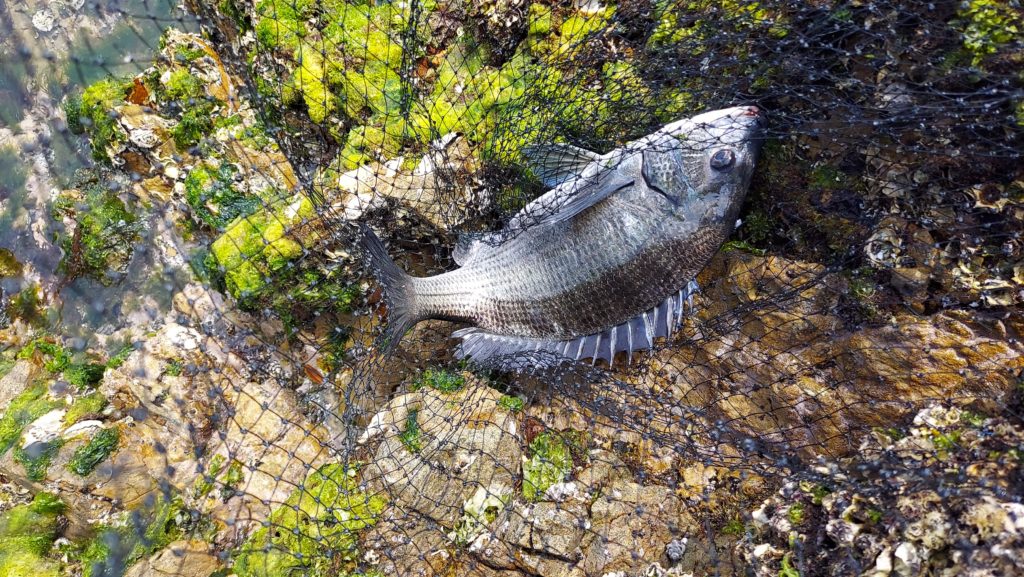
(0, 1, 1022, 576)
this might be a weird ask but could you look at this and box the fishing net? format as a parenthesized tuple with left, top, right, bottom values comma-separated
(0, 0, 1022, 576)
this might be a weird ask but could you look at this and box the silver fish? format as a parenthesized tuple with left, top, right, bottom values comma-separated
(361, 106, 764, 368)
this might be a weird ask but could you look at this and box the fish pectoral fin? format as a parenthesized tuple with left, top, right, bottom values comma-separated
(539, 171, 635, 226)
(453, 230, 504, 265)
(522, 143, 602, 188)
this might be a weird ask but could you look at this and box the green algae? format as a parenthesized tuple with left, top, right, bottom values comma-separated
(67, 427, 120, 477)
(0, 492, 65, 577)
(172, 102, 216, 150)
(522, 432, 574, 501)
(174, 44, 206, 64)
(497, 395, 525, 413)
(53, 184, 142, 286)
(105, 344, 134, 369)
(78, 495, 197, 577)
(787, 503, 805, 525)
(449, 487, 510, 546)
(0, 384, 63, 456)
(0, 248, 21, 278)
(14, 440, 64, 482)
(270, 267, 363, 336)
(163, 69, 206, 102)
(224, 459, 245, 491)
(17, 338, 71, 373)
(164, 359, 183, 377)
(779, 552, 800, 577)
(194, 454, 244, 500)
(63, 392, 108, 426)
(411, 368, 464, 393)
(399, 409, 422, 454)
(722, 518, 746, 536)
(233, 463, 387, 577)
(5, 284, 45, 327)
(208, 191, 315, 305)
(184, 162, 259, 231)
(956, 0, 1023, 66)
(64, 78, 131, 163)
(64, 362, 106, 390)
(195, 453, 227, 498)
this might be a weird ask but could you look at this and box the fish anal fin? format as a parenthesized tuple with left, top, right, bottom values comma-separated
(452, 279, 700, 369)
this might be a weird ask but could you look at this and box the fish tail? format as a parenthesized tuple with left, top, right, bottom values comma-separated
(359, 223, 419, 353)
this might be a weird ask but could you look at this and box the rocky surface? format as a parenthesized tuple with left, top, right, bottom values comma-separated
(0, 1, 1022, 577)
(739, 404, 1024, 577)
(359, 385, 703, 577)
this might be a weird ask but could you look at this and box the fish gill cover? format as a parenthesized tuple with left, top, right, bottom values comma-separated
(0, 0, 1022, 576)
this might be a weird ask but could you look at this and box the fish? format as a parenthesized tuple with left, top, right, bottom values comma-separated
(360, 106, 765, 368)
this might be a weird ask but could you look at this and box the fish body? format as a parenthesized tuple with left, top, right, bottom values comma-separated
(362, 106, 764, 367)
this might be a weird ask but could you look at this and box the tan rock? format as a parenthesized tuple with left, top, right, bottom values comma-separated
(0, 360, 37, 409)
(363, 378, 522, 527)
(124, 539, 222, 577)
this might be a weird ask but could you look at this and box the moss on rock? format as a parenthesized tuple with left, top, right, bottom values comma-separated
(14, 440, 64, 482)
(184, 162, 259, 231)
(522, 431, 574, 501)
(53, 183, 142, 286)
(411, 368, 464, 393)
(233, 463, 387, 577)
(956, 0, 1024, 66)
(0, 492, 65, 577)
(207, 191, 314, 305)
(63, 391, 108, 426)
(0, 383, 63, 456)
(63, 362, 106, 390)
(76, 495, 197, 577)
(64, 78, 132, 163)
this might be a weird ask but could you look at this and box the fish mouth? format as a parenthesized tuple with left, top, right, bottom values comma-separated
(741, 105, 768, 128)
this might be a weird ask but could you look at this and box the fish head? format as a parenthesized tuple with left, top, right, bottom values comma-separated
(645, 106, 764, 221)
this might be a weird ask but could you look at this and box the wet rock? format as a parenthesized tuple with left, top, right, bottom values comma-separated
(94, 324, 215, 507)
(361, 376, 522, 527)
(643, 251, 1024, 458)
(0, 360, 37, 408)
(334, 133, 487, 232)
(123, 539, 222, 577)
(31, 10, 56, 33)
(739, 404, 1024, 577)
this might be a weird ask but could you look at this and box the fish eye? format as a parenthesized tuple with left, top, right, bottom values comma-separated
(710, 149, 735, 170)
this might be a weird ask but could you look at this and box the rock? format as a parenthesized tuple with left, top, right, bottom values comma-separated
(362, 378, 522, 527)
(581, 481, 691, 576)
(334, 133, 486, 231)
(93, 325, 214, 506)
(123, 539, 222, 577)
(128, 128, 163, 149)
(640, 251, 1024, 459)
(31, 10, 55, 33)
(0, 360, 36, 409)
(20, 409, 65, 448)
(167, 285, 335, 538)
(739, 403, 1024, 577)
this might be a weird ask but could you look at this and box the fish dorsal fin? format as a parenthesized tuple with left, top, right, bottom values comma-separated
(522, 143, 602, 188)
(453, 231, 504, 265)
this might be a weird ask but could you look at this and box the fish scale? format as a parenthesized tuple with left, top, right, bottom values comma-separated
(361, 106, 764, 368)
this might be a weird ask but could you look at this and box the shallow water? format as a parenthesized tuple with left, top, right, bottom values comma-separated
(0, 0, 197, 344)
